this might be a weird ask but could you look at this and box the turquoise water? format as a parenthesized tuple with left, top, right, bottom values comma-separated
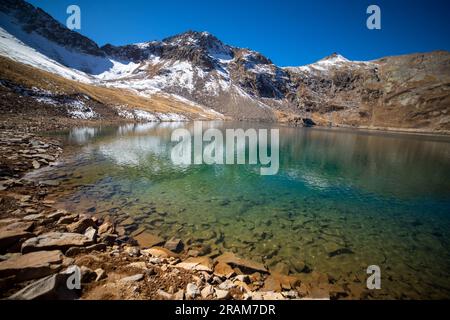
(31, 122, 450, 299)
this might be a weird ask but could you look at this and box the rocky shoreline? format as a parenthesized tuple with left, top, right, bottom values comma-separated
(0, 122, 341, 300)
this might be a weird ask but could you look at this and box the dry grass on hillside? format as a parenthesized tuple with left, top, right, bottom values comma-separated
(0, 56, 220, 119)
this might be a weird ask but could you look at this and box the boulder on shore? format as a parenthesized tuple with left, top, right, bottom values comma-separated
(0, 250, 63, 282)
(21, 232, 93, 254)
(0, 230, 34, 253)
(7, 273, 79, 300)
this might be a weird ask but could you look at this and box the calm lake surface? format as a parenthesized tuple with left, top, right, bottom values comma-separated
(29, 122, 450, 299)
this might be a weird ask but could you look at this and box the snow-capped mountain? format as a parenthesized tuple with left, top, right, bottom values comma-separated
(1, 0, 449, 130)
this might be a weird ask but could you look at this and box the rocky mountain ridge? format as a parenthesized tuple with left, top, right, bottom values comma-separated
(0, 0, 449, 132)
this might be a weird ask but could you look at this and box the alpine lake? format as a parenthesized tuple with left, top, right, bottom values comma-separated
(26, 121, 450, 299)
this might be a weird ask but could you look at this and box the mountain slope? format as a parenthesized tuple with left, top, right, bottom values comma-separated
(0, 0, 449, 132)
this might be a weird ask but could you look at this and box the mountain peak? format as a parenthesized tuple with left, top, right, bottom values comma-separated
(162, 30, 233, 61)
(318, 52, 349, 63)
(162, 30, 219, 46)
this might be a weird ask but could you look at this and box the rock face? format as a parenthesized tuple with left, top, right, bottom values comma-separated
(284, 52, 450, 132)
(21, 232, 93, 253)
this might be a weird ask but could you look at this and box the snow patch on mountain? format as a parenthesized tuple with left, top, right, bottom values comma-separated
(115, 105, 188, 122)
(0, 24, 91, 82)
(67, 100, 97, 119)
(0, 13, 112, 77)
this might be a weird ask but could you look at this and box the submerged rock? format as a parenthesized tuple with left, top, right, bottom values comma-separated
(164, 238, 183, 253)
(133, 232, 164, 248)
(98, 222, 115, 234)
(328, 248, 354, 258)
(271, 262, 290, 275)
(215, 252, 267, 273)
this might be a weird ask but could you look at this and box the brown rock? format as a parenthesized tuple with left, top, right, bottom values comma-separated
(214, 288, 230, 299)
(57, 214, 79, 225)
(173, 289, 184, 300)
(308, 286, 331, 300)
(130, 226, 146, 237)
(46, 210, 68, 222)
(176, 256, 214, 272)
(22, 232, 93, 253)
(119, 274, 144, 283)
(201, 284, 214, 299)
(0, 218, 21, 228)
(0, 230, 34, 252)
(271, 262, 290, 275)
(157, 289, 173, 300)
(119, 217, 135, 227)
(215, 252, 267, 273)
(127, 262, 147, 269)
(22, 214, 45, 221)
(84, 227, 97, 242)
(133, 232, 164, 248)
(0, 221, 34, 233)
(66, 218, 96, 234)
(7, 273, 78, 300)
(0, 250, 63, 282)
(65, 243, 107, 257)
(262, 275, 282, 292)
(99, 233, 118, 246)
(164, 238, 183, 253)
(80, 266, 97, 283)
(32, 160, 40, 169)
(141, 246, 178, 258)
(249, 272, 262, 282)
(213, 262, 235, 278)
(98, 222, 115, 234)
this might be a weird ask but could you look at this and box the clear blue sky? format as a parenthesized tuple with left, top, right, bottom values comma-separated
(27, 0, 450, 66)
